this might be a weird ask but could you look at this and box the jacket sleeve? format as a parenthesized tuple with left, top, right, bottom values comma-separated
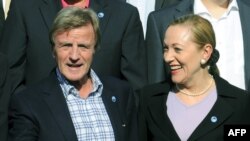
(8, 93, 39, 141)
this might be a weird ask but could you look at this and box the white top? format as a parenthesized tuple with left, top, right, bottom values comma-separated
(194, 0, 245, 90)
(126, 0, 155, 37)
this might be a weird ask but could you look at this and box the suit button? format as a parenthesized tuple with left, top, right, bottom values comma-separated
(111, 96, 116, 102)
(122, 123, 126, 127)
(98, 12, 104, 18)
(211, 116, 218, 123)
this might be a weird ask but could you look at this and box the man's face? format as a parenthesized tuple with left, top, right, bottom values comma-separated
(54, 24, 96, 84)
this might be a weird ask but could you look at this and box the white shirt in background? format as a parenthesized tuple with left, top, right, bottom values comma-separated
(194, 0, 245, 90)
(2, 0, 10, 18)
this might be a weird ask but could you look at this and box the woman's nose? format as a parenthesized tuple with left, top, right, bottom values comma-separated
(163, 50, 174, 63)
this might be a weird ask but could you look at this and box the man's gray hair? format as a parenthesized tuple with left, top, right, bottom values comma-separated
(50, 7, 101, 50)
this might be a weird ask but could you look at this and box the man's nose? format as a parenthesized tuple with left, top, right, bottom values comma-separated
(69, 46, 80, 61)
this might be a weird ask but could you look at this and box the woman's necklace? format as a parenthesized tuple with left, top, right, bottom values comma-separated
(176, 75, 214, 97)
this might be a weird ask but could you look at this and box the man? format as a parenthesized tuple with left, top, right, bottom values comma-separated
(0, 0, 146, 94)
(146, 0, 250, 91)
(8, 7, 138, 141)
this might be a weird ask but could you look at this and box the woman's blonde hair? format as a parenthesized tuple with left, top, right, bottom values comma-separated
(168, 14, 220, 75)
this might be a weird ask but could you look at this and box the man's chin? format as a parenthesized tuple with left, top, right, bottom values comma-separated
(66, 75, 88, 84)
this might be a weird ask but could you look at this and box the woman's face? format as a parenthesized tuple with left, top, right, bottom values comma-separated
(163, 25, 204, 85)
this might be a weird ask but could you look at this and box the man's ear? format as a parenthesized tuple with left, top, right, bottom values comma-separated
(52, 48, 56, 58)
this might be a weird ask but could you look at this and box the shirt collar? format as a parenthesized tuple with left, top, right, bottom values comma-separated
(56, 68, 103, 99)
(194, 0, 238, 16)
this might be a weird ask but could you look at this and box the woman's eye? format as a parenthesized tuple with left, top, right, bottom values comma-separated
(174, 47, 182, 52)
(163, 46, 169, 52)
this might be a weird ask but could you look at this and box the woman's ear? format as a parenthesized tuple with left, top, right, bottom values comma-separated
(202, 43, 213, 61)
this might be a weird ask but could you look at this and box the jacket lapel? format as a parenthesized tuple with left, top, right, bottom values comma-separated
(102, 87, 123, 140)
(147, 83, 181, 140)
(90, 0, 111, 35)
(41, 72, 78, 141)
(39, 0, 61, 30)
(155, 0, 183, 10)
(189, 98, 233, 140)
(189, 75, 236, 140)
(174, 0, 193, 19)
(155, 0, 164, 10)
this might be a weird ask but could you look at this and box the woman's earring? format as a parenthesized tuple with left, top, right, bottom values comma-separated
(201, 59, 206, 65)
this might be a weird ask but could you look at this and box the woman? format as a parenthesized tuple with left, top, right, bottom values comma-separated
(138, 15, 250, 141)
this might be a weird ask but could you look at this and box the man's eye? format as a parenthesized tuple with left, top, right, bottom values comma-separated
(78, 45, 88, 48)
(60, 43, 72, 48)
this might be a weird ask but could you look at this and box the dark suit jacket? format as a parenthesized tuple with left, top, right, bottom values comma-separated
(155, 0, 182, 10)
(0, 0, 146, 94)
(8, 70, 138, 141)
(122, 0, 181, 10)
(0, 53, 10, 141)
(138, 75, 250, 141)
(146, 0, 250, 90)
